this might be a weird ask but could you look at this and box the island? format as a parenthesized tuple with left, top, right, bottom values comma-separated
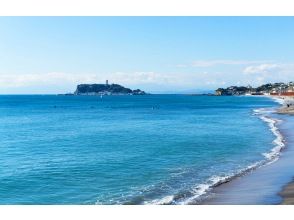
(73, 81, 146, 96)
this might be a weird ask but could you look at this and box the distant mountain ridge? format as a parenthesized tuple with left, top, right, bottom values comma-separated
(74, 83, 146, 95)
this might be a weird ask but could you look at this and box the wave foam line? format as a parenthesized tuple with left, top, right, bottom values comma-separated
(259, 115, 285, 161)
(147, 108, 285, 205)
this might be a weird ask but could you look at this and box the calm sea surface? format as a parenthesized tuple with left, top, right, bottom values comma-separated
(0, 95, 279, 204)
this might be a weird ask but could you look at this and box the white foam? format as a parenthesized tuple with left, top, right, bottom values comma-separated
(259, 115, 285, 160)
(271, 96, 285, 105)
(146, 195, 175, 205)
(253, 108, 276, 115)
(144, 106, 286, 205)
(178, 109, 286, 205)
(177, 161, 263, 205)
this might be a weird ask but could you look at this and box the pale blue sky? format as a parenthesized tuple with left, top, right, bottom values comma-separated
(0, 17, 293, 94)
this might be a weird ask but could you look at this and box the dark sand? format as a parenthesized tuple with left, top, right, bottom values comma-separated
(278, 97, 294, 204)
(280, 179, 294, 204)
(277, 97, 294, 115)
(277, 106, 294, 115)
(200, 97, 294, 205)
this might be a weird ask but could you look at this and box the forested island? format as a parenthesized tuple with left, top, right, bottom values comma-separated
(72, 82, 146, 95)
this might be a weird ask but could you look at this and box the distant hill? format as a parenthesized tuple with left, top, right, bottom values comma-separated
(74, 83, 146, 95)
(215, 82, 294, 96)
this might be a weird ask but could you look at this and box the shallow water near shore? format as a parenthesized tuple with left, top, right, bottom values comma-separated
(0, 95, 284, 204)
(202, 113, 294, 205)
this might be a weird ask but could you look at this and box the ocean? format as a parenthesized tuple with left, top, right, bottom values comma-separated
(0, 95, 282, 204)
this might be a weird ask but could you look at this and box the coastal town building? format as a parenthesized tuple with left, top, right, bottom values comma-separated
(216, 82, 294, 96)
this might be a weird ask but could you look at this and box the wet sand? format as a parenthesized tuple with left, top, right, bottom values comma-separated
(277, 106, 294, 115)
(277, 96, 294, 115)
(276, 96, 294, 204)
(279, 179, 294, 204)
(201, 96, 294, 205)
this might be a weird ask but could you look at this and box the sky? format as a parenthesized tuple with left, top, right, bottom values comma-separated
(0, 16, 293, 94)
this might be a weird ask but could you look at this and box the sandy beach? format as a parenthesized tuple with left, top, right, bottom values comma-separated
(276, 96, 294, 204)
(277, 96, 294, 115)
(195, 95, 294, 205)
(279, 179, 294, 204)
(200, 95, 294, 205)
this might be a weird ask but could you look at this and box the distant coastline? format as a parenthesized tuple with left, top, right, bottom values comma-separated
(215, 82, 294, 96)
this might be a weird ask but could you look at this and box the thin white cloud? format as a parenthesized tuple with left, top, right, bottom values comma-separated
(241, 63, 294, 85)
(0, 72, 102, 88)
(0, 72, 184, 88)
(243, 64, 280, 74)
(175, 64, 188, 68)
(191, 59, 271, 67)
(0, 63, 292, 93)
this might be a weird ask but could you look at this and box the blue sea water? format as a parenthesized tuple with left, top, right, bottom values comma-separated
(0, 95, 280, 204)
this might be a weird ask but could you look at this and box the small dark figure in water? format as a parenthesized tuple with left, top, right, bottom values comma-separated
(287, 104, 290, 108)
(53, 105, 56, 108)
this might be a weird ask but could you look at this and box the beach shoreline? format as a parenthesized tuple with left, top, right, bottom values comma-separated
(275, 96, 294, 204)
(279, 179, 294, 204)
(275, 96, 294, 115)
(253, 95, 294, 205)
(254, 95, 294, 205)
(198, 95, 294, 205)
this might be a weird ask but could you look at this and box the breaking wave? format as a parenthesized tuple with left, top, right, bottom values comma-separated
(146, 106, 285, 205)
